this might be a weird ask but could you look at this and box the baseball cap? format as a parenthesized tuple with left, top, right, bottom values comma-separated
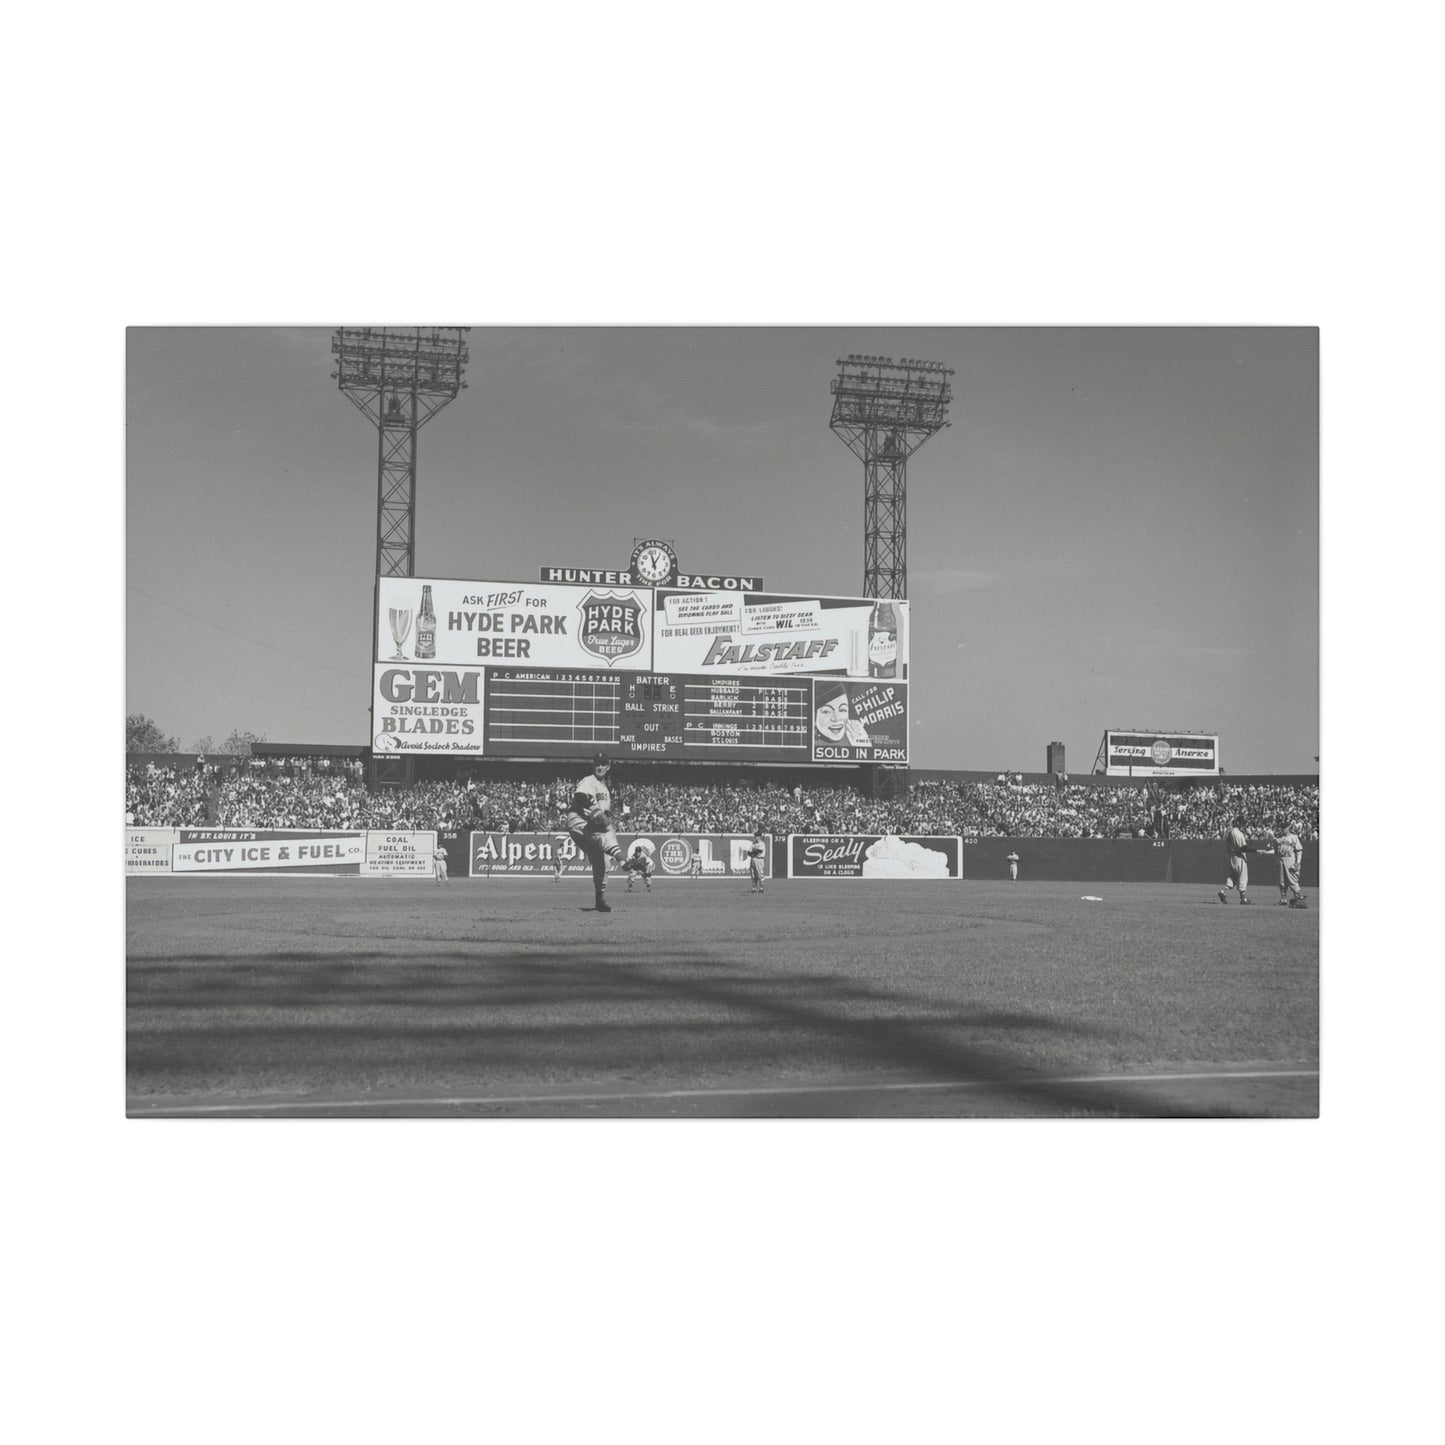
(591, 751, 610, 766)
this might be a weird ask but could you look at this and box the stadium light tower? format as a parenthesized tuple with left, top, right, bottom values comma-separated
(829, 355, 953, 598)
(331, 327, 469, 577)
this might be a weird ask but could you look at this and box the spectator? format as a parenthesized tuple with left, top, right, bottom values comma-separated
(124, 762, 1319, 846)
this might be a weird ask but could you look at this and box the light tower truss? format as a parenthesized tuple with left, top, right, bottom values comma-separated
(829, 354, 953, 598)
(331, 327, 469, 577)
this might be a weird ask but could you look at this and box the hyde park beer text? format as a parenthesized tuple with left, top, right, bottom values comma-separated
(868, 601, 898, 678)
(415, 585, 437, 660)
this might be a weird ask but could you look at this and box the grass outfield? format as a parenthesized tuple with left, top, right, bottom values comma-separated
(126, 876, 1318, 1118)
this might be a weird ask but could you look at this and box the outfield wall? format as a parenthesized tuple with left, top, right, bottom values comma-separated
(125, 828, 438, 876)
(781, 835, 1316, 885)
(946, 838, 1319, 886)
(128, 827, 1316, 887)
(127, 827, 772, 881)
(466, 832, 771, 880)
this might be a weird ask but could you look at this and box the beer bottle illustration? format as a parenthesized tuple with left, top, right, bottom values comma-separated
(415, 585, 437, 660)
(868, 600, 898, 677)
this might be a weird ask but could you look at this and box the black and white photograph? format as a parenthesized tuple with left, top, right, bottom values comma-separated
(125, 325, 1320, 1120)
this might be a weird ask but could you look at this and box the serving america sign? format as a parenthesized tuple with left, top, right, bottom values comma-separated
(1102, 731, 1220, 777)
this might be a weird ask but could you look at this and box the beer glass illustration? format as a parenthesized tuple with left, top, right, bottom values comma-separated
(387, 606, 414, 660)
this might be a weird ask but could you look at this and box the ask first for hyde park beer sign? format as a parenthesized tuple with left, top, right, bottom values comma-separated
(540, 540, 763, 592)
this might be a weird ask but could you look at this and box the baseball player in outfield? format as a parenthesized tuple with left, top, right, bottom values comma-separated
(748, 830, 767, 893)
(565, 752, 626, 912)
(1217, 816, 1258, 904)
(1006, 851, 1020, 881)
(1272, 817, 1307, 907)
(433, 845, 449, 884)
(623, 843, 654, 893)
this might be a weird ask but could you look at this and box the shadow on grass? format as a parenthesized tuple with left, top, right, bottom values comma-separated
(126, 937, 1257, 1117)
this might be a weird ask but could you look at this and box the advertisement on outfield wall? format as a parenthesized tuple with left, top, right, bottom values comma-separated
(163, 829, 437, 875)
(372, 663, 487, 755)
(378, 577, 652, 671)
(1103, 731, 1220, 777)
(651, 589, 909, 680)
(126, 828, 177, 874)
(363, 832, 440, 876)
(470, 832, 770, 879)
(810, 678, 908, 763)
(788, 834, 963, 879)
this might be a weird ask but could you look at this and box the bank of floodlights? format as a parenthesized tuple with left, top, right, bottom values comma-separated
(332, 326, 469, 400)
(331, 326, 470, 579)
(830, 352, 954, 598)
(830, 353, 953, 436)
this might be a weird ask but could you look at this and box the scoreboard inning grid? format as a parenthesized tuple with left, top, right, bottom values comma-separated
(372, 575, 910, 765)
(486, 670, 811, 760)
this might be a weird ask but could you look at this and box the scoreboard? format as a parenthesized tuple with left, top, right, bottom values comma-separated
(369, 575, 911, 764)
(372, 662, 908, 762)
(485, 668, 812, 761)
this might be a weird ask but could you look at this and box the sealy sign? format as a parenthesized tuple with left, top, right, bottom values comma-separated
(788, 834, 962, 879)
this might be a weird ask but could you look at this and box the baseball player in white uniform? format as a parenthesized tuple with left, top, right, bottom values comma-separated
(1217, 817, 1256, 904)
(565, 752, 625, 912)
(748, 831, 767, 893)
(622, 844, 654, 893)
(1272, 818, 1307, 907)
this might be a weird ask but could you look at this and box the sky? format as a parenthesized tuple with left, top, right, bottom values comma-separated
(127, 326, 1318, 773)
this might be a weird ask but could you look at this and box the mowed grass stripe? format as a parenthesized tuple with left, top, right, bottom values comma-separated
(126, 878, 1318, 1116)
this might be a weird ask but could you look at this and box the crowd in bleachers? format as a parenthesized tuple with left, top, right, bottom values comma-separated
(124, 761, 210, 826)
(125, 760, 1319, 841)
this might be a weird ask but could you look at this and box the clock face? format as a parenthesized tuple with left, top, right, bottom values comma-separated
(634, 544, 674, 583)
